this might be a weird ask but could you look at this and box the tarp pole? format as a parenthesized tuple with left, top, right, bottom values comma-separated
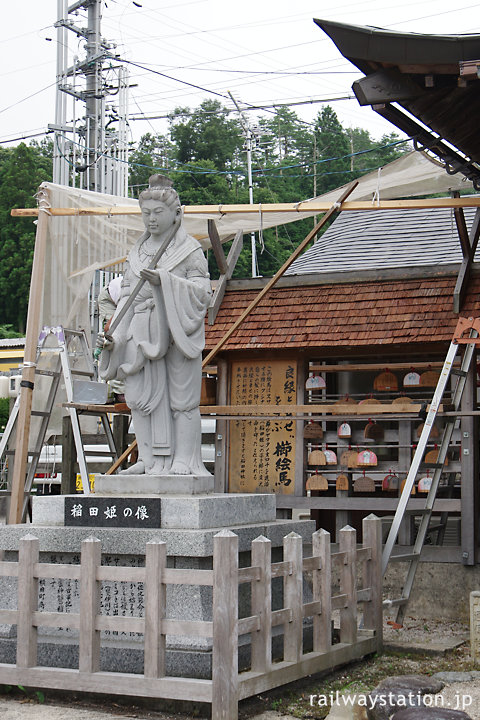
(8, 187, 50, 524)
(202, 180, 358, 368)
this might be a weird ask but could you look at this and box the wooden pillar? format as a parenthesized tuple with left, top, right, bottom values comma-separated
(113, 414, 130, 467)
(251, 535, 272, 673)
(61, 415, 77, 494)
(461, 358, 478, 565)
(397, 420, 413, 546)
(79, 537, 101, 673)
(294, 356, 305, 498)
(362, 514, 383, 651)
(214, 358, 228, 493)
(312, 528, 331, 653)
(9, 187, 50, 524)
(283, 531, 303, 662)
(212, 529, 238, 720)
(16, 534, 39, 668)
(144, 540, 167, 678)
(339, 525, 357, 645)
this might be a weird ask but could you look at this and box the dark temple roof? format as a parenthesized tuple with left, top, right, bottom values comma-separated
(314, 19, 480, 186)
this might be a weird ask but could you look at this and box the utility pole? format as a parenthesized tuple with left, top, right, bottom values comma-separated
(229, 92, 258, 278)
(51, 0, 129, 195)
(84, 0, 102, 192)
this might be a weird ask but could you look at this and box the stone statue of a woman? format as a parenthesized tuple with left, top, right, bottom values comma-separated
(99, 175, 212, 476)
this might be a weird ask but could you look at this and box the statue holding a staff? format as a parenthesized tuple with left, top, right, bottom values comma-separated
(98, 175, 212, 476)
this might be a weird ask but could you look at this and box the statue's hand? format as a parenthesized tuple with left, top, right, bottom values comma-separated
(140, 268, 161, 285)
(95, 331, 114, 353)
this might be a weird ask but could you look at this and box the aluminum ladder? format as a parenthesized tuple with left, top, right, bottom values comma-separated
(0, 326, 118, 518)
(382, 316, 480, 624)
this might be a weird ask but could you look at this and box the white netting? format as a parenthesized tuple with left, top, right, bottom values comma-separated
(39, 152, 471, 332)
(41, 183, 142, 334)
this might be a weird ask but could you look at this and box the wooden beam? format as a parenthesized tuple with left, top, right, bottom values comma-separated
(453, 207, 480, 313)
(8, 188, 50, 525)
(308, 360, 457, 373)
(454, 201, 471, 259)
(198, 402, 438, 415)
(208, 219, 228, 275)
(202, 181, 358, 367)
(11, 196, 480, 218)
(208, 229, 243, 325)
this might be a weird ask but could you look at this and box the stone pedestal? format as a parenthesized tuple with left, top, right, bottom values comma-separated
(94, 473, 214, 496)
(0, 488, 315, 678)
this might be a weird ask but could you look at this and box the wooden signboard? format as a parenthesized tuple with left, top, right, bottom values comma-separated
(228, 359, 297, 494)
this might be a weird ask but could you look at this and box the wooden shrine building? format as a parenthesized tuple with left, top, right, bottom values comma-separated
(204, 21, 480, 570)
(204, 205, 480, 566)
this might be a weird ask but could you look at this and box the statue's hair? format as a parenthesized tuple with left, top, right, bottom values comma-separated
(139, 174, 181, 210)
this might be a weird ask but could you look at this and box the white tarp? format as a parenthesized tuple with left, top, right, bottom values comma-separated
(314, 150, 473, 203)
(39, 151, 472, 331)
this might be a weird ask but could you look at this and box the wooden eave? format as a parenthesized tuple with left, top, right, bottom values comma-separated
(314, 19, 480, 186)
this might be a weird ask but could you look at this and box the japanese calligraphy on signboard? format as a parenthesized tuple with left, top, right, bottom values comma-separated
(65, 497, 161, 528)
(228, 359, 297, 494)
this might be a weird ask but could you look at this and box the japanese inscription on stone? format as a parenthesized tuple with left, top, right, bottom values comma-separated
(65, 497, 161, 528)
(228, 358, 296, 494)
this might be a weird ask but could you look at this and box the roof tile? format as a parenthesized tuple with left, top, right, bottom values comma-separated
(205, 275, 480, 352)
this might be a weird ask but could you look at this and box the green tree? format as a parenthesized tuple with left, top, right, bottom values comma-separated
(169, 100, 243, 171)
(0, 398, 9, 432)
(349, 128, 408, 174)
(0, 324, 23, 339)
(0, 143, 52, 332)
(128, 132, 173, 197)
(313, 106, 351, 194)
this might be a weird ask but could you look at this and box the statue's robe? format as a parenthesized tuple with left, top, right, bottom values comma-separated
(100, 227, 211, 471)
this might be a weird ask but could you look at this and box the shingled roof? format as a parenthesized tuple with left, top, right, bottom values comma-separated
(286, 206, 477, 276)
(204, 273, 480, 354)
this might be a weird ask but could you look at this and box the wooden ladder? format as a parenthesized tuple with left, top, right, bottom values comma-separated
(382, 316, 480, 624)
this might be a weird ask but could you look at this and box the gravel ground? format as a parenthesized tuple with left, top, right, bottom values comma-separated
(383, 614, 470, 645)
(436, 680, 480, 719)
(0, 618, 476, 719)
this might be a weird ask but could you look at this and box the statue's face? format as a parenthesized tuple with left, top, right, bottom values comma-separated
(140, 198, 177, 236)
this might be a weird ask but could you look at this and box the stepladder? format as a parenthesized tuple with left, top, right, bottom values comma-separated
(382, 316, 480, 624)
(0, 326, 119, 518)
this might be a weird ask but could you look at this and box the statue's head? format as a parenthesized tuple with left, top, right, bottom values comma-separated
(139, 175, 181, 235)
(139, 174, 181, 212)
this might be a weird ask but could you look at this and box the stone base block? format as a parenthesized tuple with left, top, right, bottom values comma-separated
(94, 473, 214, 496)
(33, 492, 277, 529)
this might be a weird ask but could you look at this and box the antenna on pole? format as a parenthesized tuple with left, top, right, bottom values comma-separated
(228, 92, 259, 278)
(51, 0, 129, 195)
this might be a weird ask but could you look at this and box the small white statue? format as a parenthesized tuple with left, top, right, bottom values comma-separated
(99, 175, 212, 476)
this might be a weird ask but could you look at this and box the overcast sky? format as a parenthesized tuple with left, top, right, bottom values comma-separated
(2, 0, 479, 149)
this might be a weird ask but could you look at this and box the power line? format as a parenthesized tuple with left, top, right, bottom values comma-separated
(127, 95, 356, 123)
(0, 130, 53, 145)
(114, 56, 231, 101)
(0, 82, 57, 116)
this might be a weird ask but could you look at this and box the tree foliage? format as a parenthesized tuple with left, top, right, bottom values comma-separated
(169, 100, 243, 171)
(0, 143, 52, 332)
